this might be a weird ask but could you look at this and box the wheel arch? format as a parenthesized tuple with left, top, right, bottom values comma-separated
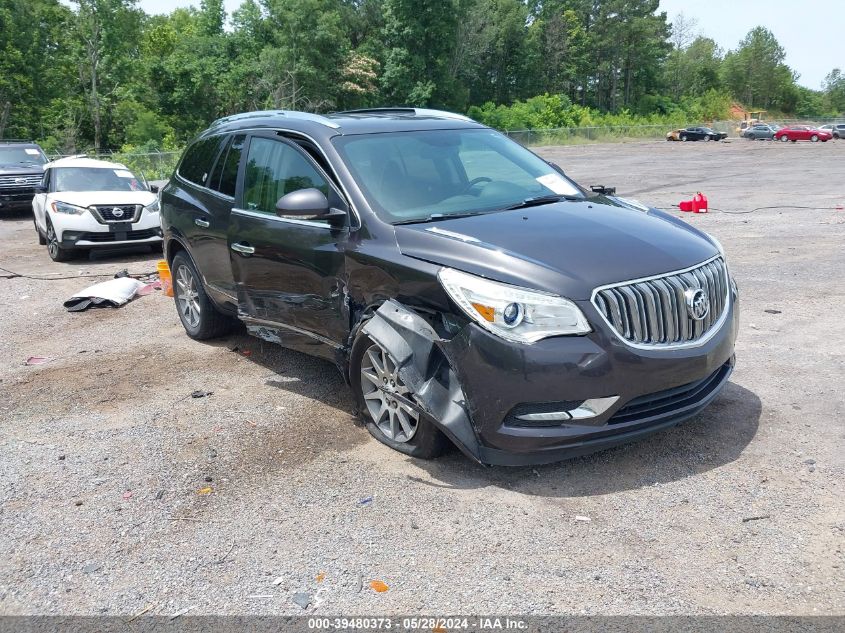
(357, 300, 484, 463)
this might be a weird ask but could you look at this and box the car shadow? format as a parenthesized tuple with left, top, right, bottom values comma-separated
(198, 330, 760, 498)
(198, 329, 358, 418)
(0, 207, 33, 221)
(409, 380, 761, 497)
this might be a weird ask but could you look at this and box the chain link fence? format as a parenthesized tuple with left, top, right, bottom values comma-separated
(503, 118, 845, 146)
(47, 116, 845, 176)
(49, 150, 180, 181)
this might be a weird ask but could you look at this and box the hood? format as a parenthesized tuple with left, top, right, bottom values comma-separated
(394, 200, 718, 300)
(49, 190, 157, 207)
(0, 163, 43, 175)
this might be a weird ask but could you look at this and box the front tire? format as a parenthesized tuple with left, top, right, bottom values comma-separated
(45, 219, 73, 262)
(171, 251, 233, 340)
(350, 333, 447, 460)
(680, 135, 688, 142)
(703, 134, 711, 141)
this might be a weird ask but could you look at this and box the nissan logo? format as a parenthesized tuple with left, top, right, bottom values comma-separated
(111, 207, 125, 218)
(684, 288, 710, 321)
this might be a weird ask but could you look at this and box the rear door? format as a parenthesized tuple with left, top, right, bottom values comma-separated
(168, 134, 238, 300)
(32, 168, 50, 231)
(227, 133, 351, 355)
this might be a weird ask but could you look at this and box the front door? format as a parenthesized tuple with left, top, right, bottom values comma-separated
(227, 134, 350, 358)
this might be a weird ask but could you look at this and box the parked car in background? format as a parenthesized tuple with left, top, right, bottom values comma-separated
(0, 140, 48, 214)
(817, 123, 845, 139)
(666, 126, 727, 142)
(742, 124, 778, 140)
(774, 126, 831, 143)
(32, 157, 162, 261)
(160, 108, 738, 466)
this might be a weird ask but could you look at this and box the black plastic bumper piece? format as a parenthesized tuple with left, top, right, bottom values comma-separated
(477, 358, 734, 466)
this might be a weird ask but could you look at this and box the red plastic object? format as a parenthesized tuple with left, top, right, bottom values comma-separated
(693, 192, 708, 213)
(679, 192, 708, 213)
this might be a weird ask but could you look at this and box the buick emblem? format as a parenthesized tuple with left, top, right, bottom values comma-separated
(111, 207, 125, 218)
(684, 288, 710, 321)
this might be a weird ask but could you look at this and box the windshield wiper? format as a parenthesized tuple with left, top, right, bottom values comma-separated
(504, 194, 582, 210)
(392, 211, 488, 225)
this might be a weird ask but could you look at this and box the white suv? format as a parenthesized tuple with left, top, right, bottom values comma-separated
(32, 157, 162, 261)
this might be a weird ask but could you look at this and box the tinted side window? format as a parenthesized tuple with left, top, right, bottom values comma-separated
(178, 137, 222, 186)
(207, 136, 231, 192)
(218, 134, 246, 198)
(243, 137, 328, 216)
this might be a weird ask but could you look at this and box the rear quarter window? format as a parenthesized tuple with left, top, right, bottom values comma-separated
(177, 137, 224, 186)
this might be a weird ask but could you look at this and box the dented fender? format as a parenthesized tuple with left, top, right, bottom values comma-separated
(361, 300, 483, 463)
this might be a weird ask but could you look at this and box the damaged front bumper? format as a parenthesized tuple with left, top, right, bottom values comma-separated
(364, 293, 738, 467)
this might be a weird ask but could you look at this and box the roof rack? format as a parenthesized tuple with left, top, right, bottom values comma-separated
(0, 138, 36, 143)
(335, 108, 473, 122)
(209, 110, 340, 130)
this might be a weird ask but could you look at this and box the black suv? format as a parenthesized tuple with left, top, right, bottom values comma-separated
(0, 140, 48, 213)
(160, 108, 738, 466)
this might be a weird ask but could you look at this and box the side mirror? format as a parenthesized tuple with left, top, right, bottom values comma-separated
(149, 185, 159, 194)
(275, 188, 345, 222)
(33, 184, 47, 194)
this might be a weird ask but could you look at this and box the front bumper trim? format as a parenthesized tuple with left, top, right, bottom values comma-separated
(515, 396, 620, 423)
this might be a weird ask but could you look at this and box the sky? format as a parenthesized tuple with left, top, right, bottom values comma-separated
(133, 0, 840, 90)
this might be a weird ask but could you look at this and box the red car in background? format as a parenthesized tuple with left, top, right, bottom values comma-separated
(775, 126, 832, 143)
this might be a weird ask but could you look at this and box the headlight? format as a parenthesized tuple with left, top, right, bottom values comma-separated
(438, 267, 590, 344)
(144, 199, 160, 213)
(51, 201, 87, 215)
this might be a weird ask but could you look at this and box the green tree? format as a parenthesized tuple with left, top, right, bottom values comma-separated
(0, 0, 75, 140)
(823, 69, 845, 114)
(72, 0, 144, 150)
(380, 0, 466, 107)
(721, 27, 796, 111)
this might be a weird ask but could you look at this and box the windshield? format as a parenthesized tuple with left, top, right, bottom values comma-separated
(332, 128, 583, 223)
(0, 147, 47, 166)
(53, 167, 145, 192)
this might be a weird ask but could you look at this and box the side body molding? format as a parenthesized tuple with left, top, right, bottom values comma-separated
(362, 300, 482, 463)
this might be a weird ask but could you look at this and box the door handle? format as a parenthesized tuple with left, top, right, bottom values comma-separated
(230, 242, 255, 255)
(194, 218, 210, 228)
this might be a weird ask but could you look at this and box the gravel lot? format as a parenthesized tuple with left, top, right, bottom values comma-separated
(0, 139, 843, 617)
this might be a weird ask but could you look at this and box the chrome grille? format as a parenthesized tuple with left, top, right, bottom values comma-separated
(0, 174, 42, 188)
(90, 204, 141, 223)
(593, 257, 729, 347)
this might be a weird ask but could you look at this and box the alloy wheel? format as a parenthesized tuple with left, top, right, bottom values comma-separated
(46, 222, 59, 259)
(175, 264, 201, 329)
(360, 342, 419, 443)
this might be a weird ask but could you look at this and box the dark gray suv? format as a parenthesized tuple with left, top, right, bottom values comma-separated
(160, 108, 738, 466)
(0, 140, 47, 213)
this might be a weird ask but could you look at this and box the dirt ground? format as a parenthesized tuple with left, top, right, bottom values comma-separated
(0, 138, 843, 617)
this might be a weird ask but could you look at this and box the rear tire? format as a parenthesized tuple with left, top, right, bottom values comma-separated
(350, 332, 447, 460)
(811, 135, 819, 142)
(171, 251, 234, 340)
(34, 218, 46, 245)
(703, 134, 711, 141)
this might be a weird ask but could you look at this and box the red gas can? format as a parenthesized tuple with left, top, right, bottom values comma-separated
(692, 192, 708, 213)
(679, 192, 708, 213)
